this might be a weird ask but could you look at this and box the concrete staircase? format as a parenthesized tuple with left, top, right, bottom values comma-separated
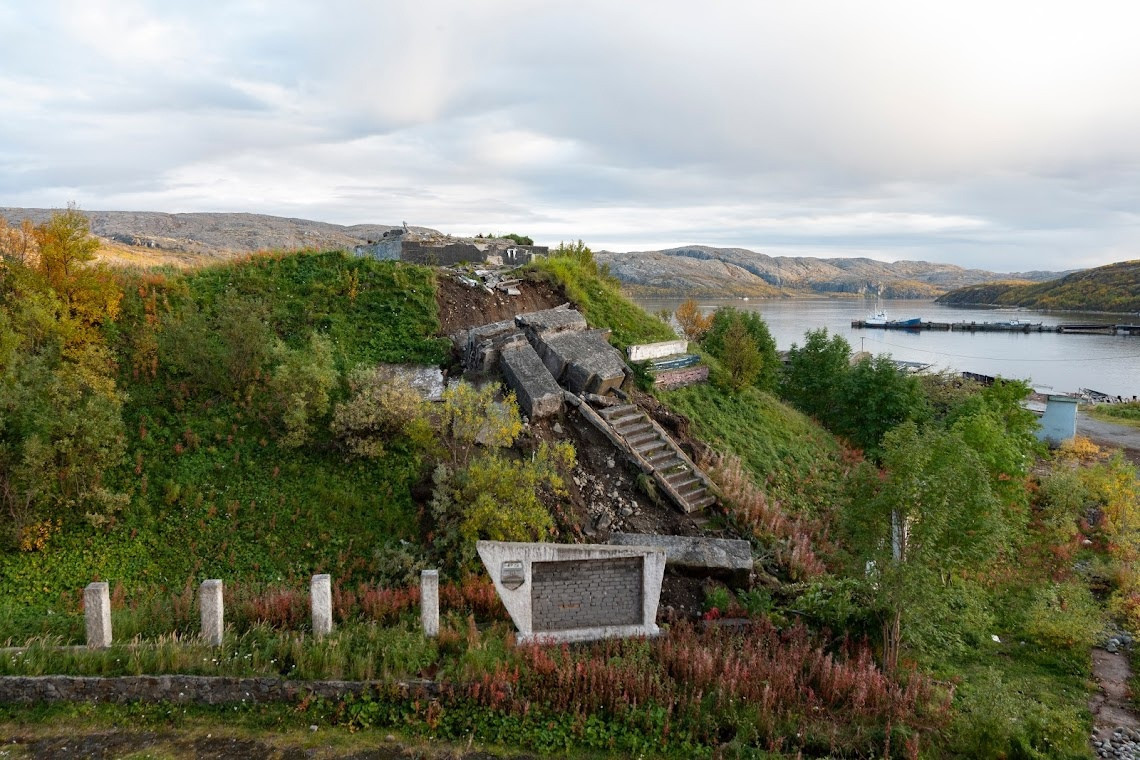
(598, 404, 717, 514)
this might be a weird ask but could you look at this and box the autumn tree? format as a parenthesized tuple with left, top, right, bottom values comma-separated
(0, 217, 40, 267)
(702, 307, 780, 391)
(428, 382, 574, 570)
(675, 298, 712, 341)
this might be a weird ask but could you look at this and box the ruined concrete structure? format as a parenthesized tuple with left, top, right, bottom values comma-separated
(465, 306, 631, 420)
(353, 229, 548, 267)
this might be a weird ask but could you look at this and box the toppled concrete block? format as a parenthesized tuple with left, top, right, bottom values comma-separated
(609, 533, 753, 587)
(465, 319, 526, 373)
(515, 307, 587, 340)
(500, 342, 564, 419)
(540, 331, 629, 395)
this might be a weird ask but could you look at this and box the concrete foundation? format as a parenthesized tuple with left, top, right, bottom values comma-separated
(476, 541, 665, 644)
(311, 574, 333, 637)
(84, 582, 112, 649)
(199, 580, 224, 646)
(610, 533, 753, 586)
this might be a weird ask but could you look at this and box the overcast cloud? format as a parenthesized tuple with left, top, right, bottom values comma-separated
(2, 0, 1139, 271)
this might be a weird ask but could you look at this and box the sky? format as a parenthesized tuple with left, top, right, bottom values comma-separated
(2, 1, 1140, 272)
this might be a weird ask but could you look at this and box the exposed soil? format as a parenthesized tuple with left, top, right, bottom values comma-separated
(433, 271, 566, 339)
(1090, 647, 1140, 755)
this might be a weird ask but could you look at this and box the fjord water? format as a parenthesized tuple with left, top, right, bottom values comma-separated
(634, 297, 1140, 398)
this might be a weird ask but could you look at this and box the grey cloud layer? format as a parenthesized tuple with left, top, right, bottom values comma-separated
(2, 0, 1139, 271)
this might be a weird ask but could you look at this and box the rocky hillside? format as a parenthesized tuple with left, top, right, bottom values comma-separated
(936, 259, 1140, 313)
(597, 245, 1066, 298)
(0, 207, 437, 265)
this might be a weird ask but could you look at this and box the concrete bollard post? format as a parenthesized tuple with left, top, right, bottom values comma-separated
(84, 582, 112, 648)
(420, 569, 439, 638)
(199, 579, 224, 646)
(311, 574, 332, 637)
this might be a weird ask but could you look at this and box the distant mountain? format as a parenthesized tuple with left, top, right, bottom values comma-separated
(0, 207, 438, 266)
(595, 246, 1066, 298)
(936, 259, 1140, 313)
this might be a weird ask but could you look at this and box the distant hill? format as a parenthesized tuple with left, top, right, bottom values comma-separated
(596, 245, 1066, 298)
(936, 259, 1140, 313)
(0, 207, 437, 267)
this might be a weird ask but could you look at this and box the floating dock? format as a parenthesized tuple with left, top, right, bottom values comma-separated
(851, 320, 1140, 335)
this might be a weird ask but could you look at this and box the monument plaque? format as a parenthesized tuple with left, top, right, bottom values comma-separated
(501, 560, 525, 590)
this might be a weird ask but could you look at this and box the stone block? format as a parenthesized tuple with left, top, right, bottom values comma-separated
(311, 574, 332, 637)
(609, 533, 753, 586)
(514, 307, 587, 339)
(199, 579, 224, 646)
(84, 582, 111, 648)
(464, 319, 525, 373)
(539, 332, 629, 395)
(420, 570, 439, 638)
(500, 343, 563, 419)
(628, 340, 688, 362)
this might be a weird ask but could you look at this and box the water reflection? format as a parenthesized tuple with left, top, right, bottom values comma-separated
(634, 296, 1140, 398)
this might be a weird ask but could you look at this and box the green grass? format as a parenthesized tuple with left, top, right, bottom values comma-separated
(660, 383, 851, 517)
(1085, 401, 1140, 429)
(524, 257, 676, 349)
(2, 251, 448, 612)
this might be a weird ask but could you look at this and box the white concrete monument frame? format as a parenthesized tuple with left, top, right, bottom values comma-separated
(476, 540, 666, 644)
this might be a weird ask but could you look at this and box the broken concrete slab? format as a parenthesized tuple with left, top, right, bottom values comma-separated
(609, 533, 753, 587)
(464, 319, 527, 373)
(514, 307, 587, 340)
(382, 364, 446, 401)
(500, 342, 564, 419)
(628, 340, 689, 362)
(539, 331, 629, 395)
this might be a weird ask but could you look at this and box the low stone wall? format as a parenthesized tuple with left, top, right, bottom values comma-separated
(0, 675, 437, 705)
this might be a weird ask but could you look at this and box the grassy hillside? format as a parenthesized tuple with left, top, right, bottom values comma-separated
(937, 259, 1140, 312)
(2, 251, 450, 615)
(661, 383, 851, 518)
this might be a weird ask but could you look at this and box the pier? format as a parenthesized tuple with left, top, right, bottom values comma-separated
(851, 320, 1140, 335)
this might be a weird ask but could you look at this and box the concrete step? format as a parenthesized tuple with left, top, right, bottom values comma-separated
(616, 419, 653, 436)
(627, 431, 661, 447)
(648, 451, 682, 467)
(657, 460, 689, 476)
(686, 494, 717, 511)
(671, 477, 703, 493)
(600, 404, 639, 422)
(636, 439, 669, 456)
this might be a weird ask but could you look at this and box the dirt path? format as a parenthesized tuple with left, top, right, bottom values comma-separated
(1091, 647, 1140, 757)
(1077, 413, 1140, 468)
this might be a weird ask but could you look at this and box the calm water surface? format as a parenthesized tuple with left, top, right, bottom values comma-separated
(634, 297, 1140, 398)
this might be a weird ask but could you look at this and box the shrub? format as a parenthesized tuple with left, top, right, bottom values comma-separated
(330, 365, 428, 458)
(269, 332, 338, 448)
